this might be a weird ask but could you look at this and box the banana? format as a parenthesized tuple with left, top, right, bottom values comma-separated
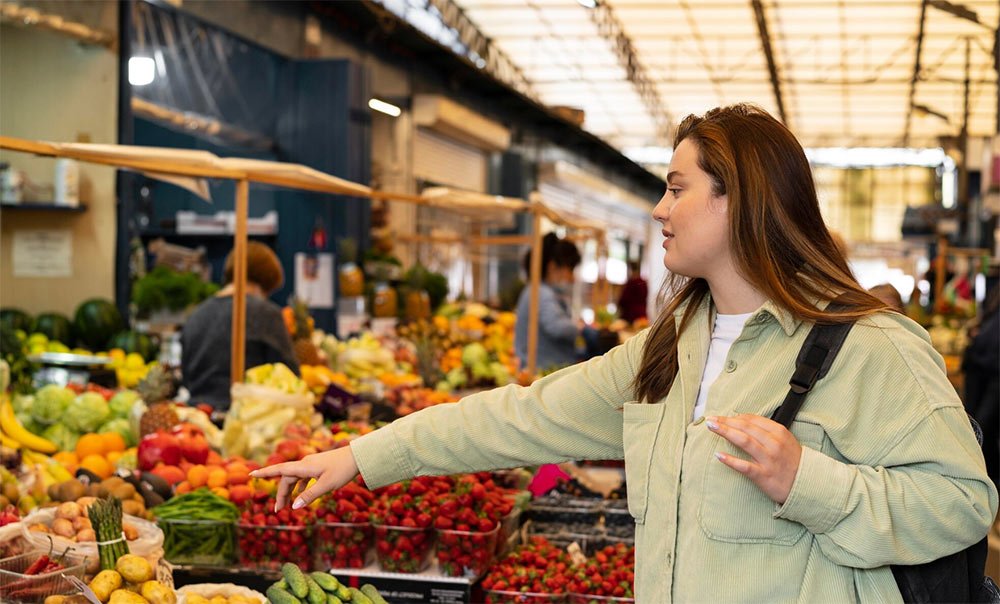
(0, 429, 21, 450)
(0, 401, 57, 454)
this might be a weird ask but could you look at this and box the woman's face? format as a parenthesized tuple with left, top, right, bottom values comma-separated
(651, 138, 731, 280)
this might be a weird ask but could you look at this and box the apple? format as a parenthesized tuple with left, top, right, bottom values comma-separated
(138, 432, 182, 472)
(275, 440, 302, 462)
(180, 435, 210, 464)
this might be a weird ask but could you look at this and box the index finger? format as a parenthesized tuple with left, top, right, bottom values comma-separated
(250, 462, 312, 480)
(732, 413, 789, 436)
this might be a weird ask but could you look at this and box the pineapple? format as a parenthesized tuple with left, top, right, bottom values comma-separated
(291, 298, 322, 366)
(136, 365, 179, 436)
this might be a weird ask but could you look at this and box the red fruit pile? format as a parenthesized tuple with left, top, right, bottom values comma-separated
(237, 491, 314, 571)
(370, 477, 442, 572)
(314, 480, 376, 569)
(0, 505, 19, 527)
(433, 474, 512, 577)
(481, 537, 574, 600)
(567, 543, 635, 600)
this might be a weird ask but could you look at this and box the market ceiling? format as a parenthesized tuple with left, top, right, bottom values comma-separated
(448, 0, 999, 155)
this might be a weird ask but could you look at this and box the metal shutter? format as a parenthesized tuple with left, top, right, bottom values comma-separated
(413, 128, 487, 192)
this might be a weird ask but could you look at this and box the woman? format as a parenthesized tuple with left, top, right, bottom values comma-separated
(253, 105, 997, 602)
(182, 241, 298, 411)
(513, 232, 583, 370)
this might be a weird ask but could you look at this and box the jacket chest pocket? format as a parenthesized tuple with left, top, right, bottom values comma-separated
(698, 419, 825, 545)
(622, 402, 666, 525)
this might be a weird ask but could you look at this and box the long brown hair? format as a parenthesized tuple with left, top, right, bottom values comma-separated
(633, 104, 889, 404)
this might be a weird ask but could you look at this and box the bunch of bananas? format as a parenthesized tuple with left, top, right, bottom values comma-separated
(0, 396, 57, 454)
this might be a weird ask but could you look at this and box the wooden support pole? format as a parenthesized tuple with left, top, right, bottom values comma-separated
(527, 207, 544, 376)
(231, 180, 249, 384)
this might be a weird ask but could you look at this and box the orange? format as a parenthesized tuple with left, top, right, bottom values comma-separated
(75, 434, 106, 459)
(210, 486, 229, 500)
(187, 465, 209, 488)
(207, 468, 228, 489)
(80, 454, 113, 479)
(100, 432, 126, 453)
(53, 451, 79, 468)
(175, 481, 192, 495)
(106, 451, 123, 466)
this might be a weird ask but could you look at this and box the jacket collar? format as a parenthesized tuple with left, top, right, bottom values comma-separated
(672, 293, 804, 337)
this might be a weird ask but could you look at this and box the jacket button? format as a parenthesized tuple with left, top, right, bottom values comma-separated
(725, 360, 737, 372)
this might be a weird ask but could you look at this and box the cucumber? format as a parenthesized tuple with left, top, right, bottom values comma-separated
(327, 595, 344, 604)
(335, 585, 352, 601)
(348, 588, 373, 604)
(310, 572, 341, 593)
(360, 584, 387, 604)
(267, 585, 302, 604)
(276, 579, 289, 590)
(305, 576, 327, 604)
(282, 562, 310, 599)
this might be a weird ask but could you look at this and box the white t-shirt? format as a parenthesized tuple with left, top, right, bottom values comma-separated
(692, 311, 754, 421)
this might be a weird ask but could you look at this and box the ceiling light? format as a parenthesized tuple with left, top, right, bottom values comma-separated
(368, 98, 402, 117)
(128, 57, 155, 86)
(577, 0, 597, 8)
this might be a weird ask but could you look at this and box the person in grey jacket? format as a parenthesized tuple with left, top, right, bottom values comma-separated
(514, 233, 583, 370)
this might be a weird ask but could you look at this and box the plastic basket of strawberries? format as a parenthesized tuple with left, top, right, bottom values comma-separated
(313, 479, 375, 570)
(481, 537, 574, 604)
(236, 494, 314, 572)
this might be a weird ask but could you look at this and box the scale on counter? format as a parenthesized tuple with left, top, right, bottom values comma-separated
(27, 352, 117, 388)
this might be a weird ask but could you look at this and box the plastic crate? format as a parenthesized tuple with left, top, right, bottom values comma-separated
(0, 552, 87, 604)
(567, 595, 635, 603)
(313, 521, 372, 570)
(157, 518, 235, 566)
(373, 524, 434, 573)
(435, 522, 499, 578)
(236, 524, 312, 572)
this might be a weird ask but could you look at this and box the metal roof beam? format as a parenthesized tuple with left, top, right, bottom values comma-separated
(750, 0, 788, 125)
(589, 1, 673, 143)
(903, 0, 929, 146)
(425, 0, 539, 102)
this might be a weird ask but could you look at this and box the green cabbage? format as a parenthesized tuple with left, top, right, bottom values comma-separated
(108, 390, 140, 419)
(64, 392, 110, 433)
(98, 418, 137, 448)
(42, 423, 79, 452)
(32, 385, 75, 425)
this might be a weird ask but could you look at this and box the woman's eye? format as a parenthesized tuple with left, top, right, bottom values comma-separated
(667, 188, 682, 196)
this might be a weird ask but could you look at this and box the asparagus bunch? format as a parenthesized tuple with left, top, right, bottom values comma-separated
(88, 496, 130, 570)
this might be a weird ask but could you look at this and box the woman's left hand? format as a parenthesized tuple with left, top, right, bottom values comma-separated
(706, 414, 801, 505)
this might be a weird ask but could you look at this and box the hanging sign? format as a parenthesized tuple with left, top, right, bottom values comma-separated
(12, 229, 73, 277)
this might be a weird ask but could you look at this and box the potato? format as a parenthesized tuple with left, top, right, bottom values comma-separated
(51, 517, 75, 538)
(77, 496, 97, 512)
(76, 528, 96, 542)
(108, 590, 148, 604)
(122, 523, 139, 540)
(115, 554, 154, 584)
(140, 581, 176, 604)
(89, 569, 123, 603)
(184, 596, 210, 604)
(122, 500, 145, 517)
(56, 501, 82, 521)
(73, 515, 92, 532)
(44, 596, 67, 604)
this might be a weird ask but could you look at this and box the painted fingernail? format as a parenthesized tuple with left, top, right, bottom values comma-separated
(706, 419, 719, 430)
(249, 471, 259, 477)
(274, 502, 280, 513)
(292, 498, 305, 510)
(715, 452, 726, 461)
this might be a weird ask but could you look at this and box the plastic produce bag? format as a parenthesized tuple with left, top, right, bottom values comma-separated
(223, 383, 315, 462)
(21, 508, 164, 575)
(176, 583, 265, 604)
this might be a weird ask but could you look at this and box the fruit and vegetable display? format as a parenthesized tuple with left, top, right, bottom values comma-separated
(223, 364, 315, 462)
(264, 565, 387, 604)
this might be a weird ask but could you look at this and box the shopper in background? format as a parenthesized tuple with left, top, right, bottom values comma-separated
(254, 105, 996, 602)
(617, 260, 649, 323)
(868, 282, 905, 313)
(511, 232, 584, 370)
(962, 287, 999, 491)
(182, 241, 299, 411)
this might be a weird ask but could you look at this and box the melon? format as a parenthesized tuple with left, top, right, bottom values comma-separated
(109, 330, 158, 362)
(0, 308, 32, 333)
(73, 299, 124, 350)
(32, 313, 74, 347)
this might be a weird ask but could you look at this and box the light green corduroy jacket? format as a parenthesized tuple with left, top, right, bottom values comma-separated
(351, 296, 998, 603)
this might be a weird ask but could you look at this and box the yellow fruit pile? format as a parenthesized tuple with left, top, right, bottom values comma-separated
(104, 350, 152, 388)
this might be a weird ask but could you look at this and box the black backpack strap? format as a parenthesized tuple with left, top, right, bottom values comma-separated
(771, 302, 856, 428)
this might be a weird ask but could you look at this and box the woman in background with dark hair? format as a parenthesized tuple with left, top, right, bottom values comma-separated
(182, 241, 299, 411)
(963, 287, 999, 490)
(512, 233, 584, 370)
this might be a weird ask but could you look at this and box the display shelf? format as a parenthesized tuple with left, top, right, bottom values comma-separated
(0, 202, 87, 213)
(334, 560, 479, 603)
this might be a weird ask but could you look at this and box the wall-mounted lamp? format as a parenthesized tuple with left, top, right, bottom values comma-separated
(129, 56, 155, 86)
(369, 98, 402, 117)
